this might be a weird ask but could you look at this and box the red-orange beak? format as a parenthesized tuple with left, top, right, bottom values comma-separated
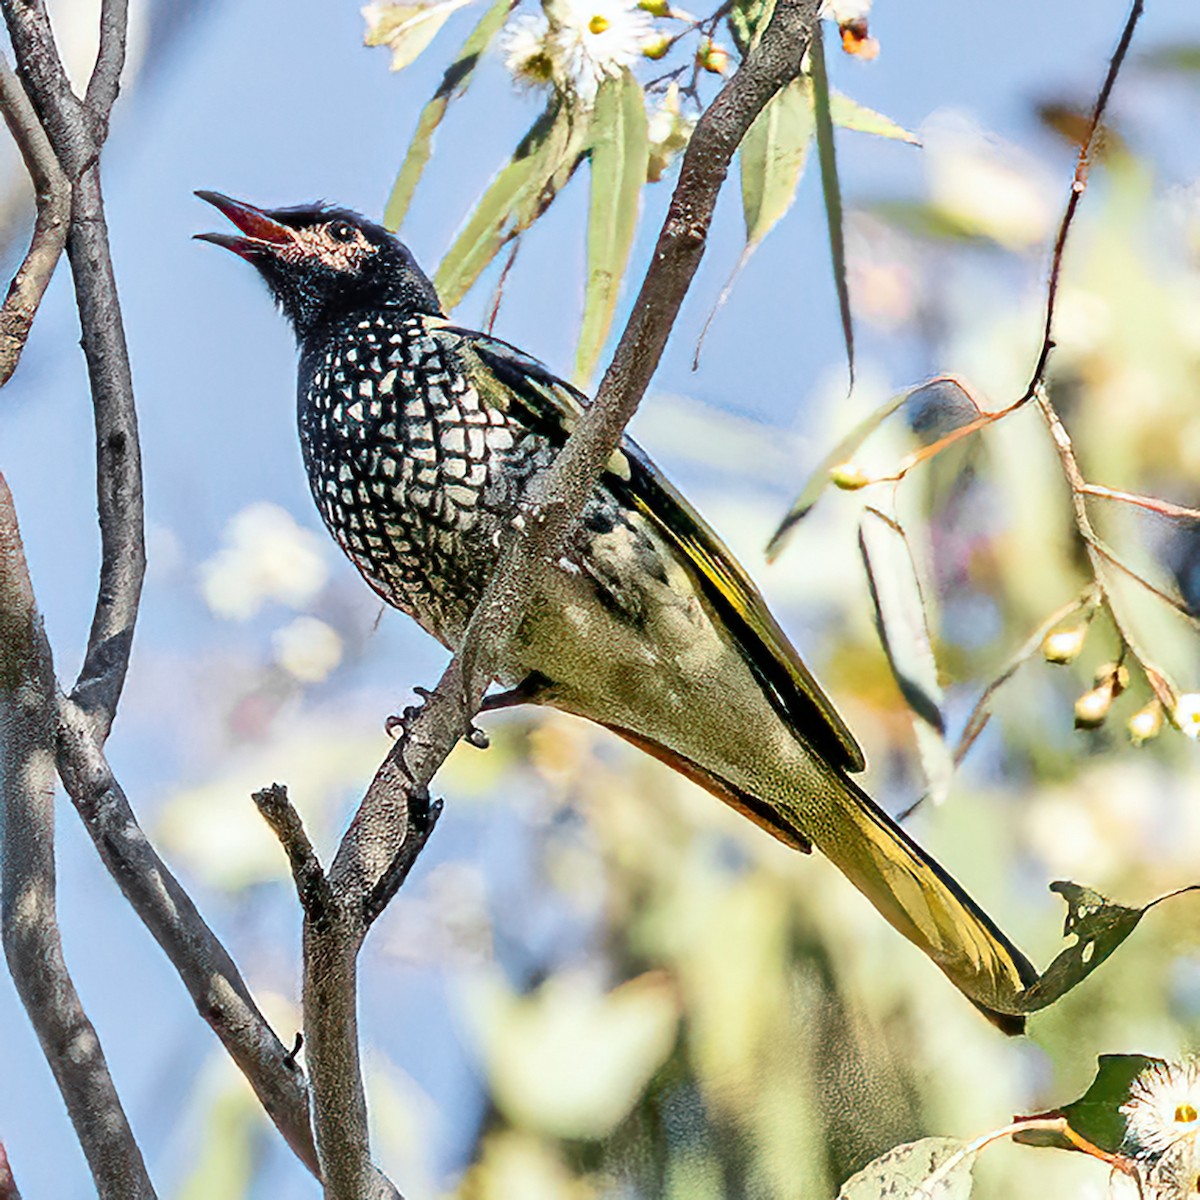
(194, 190, 296, 259)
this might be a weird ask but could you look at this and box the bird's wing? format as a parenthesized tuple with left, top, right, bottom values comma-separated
(437, 324, 866, 774)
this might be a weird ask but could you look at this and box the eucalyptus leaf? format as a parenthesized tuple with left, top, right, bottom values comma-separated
(384, 0, 514, 231)
(838, 1137, 973, 1200)
(364, 0, 474, 73)
(766, 385, 912, 559)
(1016, 882, 1200, 1012)
(741, 76, 814, 248)
(811, 22, 854, 386)
(859, 509, 953, 800)
(1014, 1054, 1164, 1155)
(435, 102, 589, 310)
(575, 71, 648, 384)
(830, 89, 919, 144)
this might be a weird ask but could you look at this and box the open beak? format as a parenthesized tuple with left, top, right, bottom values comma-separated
(194, 190, 296, 260)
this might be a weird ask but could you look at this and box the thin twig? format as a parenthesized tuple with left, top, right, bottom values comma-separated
(253, 784, 334, 927)
(1021, 0, 1144, 399)
(0, 51, 69, 388)
(1080, 483, 1200, 523)
(0, 474, 155, 1200)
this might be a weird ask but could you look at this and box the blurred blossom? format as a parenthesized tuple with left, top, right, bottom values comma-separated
(464, 968, 679, 1138)
(922, 111, 1056, 249)
(200, 502, 329, 620)
(1173, 694, 1200, 739)
(272, 615, 344, 683)
(1122, 1060, 1200, 1159)
(501, 11, 556, 88)
(820, 0, 871, 20)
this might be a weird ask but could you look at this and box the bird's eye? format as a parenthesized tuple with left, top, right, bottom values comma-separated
(328, 221, 355, 243)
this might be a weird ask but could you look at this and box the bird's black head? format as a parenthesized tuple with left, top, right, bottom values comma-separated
(195, 191, 442, 342)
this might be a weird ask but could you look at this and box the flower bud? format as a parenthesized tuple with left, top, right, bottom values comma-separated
(642, 33, 672, 59)
(1041, 625, 1087, 665)
(1074, 684, 1114, 730)
(697, 39, 729, 73)
(638, 0, 671, 15)
(1128, 701, 1164, 746)
(829, 462, 869, 490)
(1094, 662, 1129, 697)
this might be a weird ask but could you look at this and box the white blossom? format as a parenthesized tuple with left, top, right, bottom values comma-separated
(501, 11, 556, 87)
(547, 0, 653, 102)
(1122, 1060, 1200, 1160)
(1173, 693, 1200, 739)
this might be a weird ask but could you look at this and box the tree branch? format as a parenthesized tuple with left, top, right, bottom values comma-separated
(55, 705, 320, 1177)
(3, 0, 145, 740)
(0, 473, 155, 1200)
(0, 51, 69, 389)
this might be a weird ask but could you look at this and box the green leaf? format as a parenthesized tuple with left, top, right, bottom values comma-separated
(435, 102, 589, 311)
(728, 0, 774, 55)
(364, 0, 475, 73)
(837, 1137, 974, 1199)
(741, 77, 815, 248)
(830, 90, 919, 144)
(1015, 882, 1200, 1013)
(383, 0, 514, 231)
(694, 77, 813, 367)
(574, 71, 649, 385)
(811, 23, 854, 386)
(766, 385, 912, 559)
(858, 509, 953, 803)
(1014, 1054, 1164, 1155)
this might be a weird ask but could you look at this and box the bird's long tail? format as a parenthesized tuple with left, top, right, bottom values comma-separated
(802, 770, 1037, 1033)
(604, 723, 1036, 1032)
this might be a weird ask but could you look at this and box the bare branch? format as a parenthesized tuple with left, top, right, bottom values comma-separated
(1080, 483, 1200, 524)
(55, 704, 320, 1177)
(253, 783, 334, 927)
(0, 474, 155, 1200)
(84, 0, 127, 131)
(3, 0, 145, 739)
(0, 52, 69, 388)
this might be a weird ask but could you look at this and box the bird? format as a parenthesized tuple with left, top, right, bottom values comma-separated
(196, 190, 1037, 1031)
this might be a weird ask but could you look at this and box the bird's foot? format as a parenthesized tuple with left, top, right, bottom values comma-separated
(385, 686, 489, 750)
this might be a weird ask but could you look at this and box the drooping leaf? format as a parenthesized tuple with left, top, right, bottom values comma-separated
(383, 0, 515, 231)
(1015, 882, 1200, 1012)
(838, 1137, 973, 1200)
(1014, 1054, 1164, 1155)
(810, 22, 854, 386)
(859, 509, 954, 802)
(766, 386, 912, 559)
(693, 76, 814, 366)
(830, 89, 919, 143)
(435, 102, 589, 310)
(741, 77, 815, 248)
(364, 0, 475, 73)
(574, 70, 649, 384)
